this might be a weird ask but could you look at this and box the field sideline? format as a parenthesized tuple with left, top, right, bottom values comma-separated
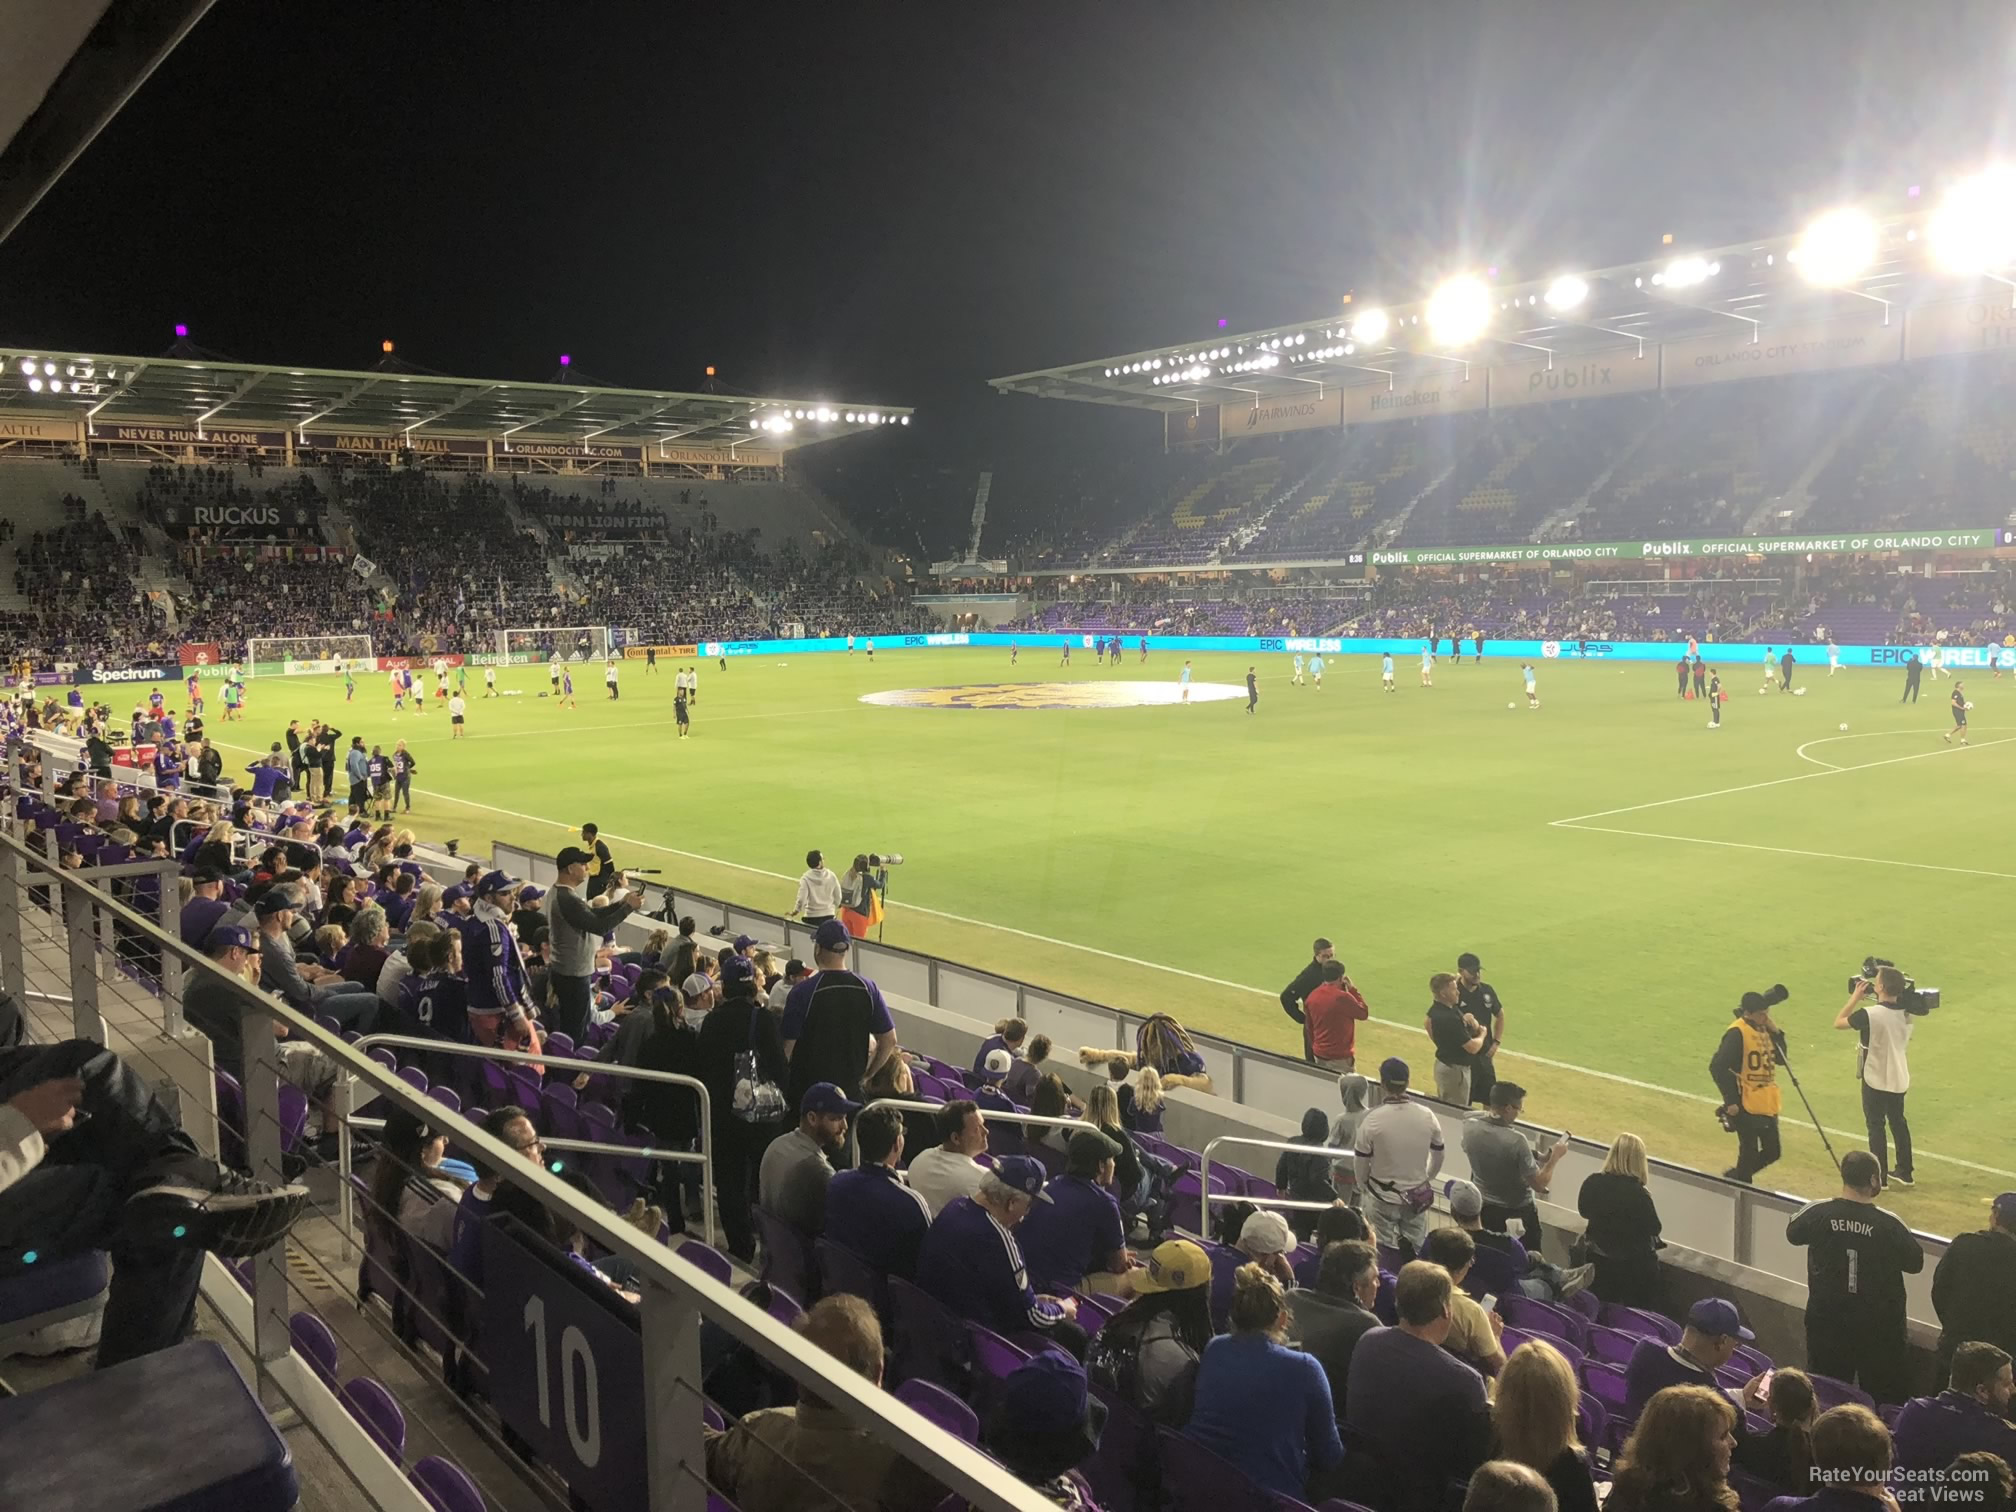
(208, 648, 2012, 1234)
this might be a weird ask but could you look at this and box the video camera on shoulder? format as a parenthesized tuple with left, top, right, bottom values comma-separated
(1850, 956, 1939, 1012)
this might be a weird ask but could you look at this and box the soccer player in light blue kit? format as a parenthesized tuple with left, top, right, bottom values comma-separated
(1292, 653, 1305, 686)
(1381, 651, 1395, 692)
(1309, 654, 1324, 690)
(1179, 660, 1192, 704)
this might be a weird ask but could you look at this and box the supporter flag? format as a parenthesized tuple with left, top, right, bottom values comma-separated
(180, 642, 220, 667)
(841, 885, 884, 939)
(352, 555, 377, 580)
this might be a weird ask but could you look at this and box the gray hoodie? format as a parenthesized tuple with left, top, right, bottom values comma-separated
(543, 881, 636, 976)
(1327, 1073, 1372, 1186)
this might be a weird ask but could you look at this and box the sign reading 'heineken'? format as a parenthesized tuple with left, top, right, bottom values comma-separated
(1368, 528, 2000, 568)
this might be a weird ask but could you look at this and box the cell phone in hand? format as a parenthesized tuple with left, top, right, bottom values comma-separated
(1480, 1293, 1498, 1313)
(1758, 1369, 1774, 1401)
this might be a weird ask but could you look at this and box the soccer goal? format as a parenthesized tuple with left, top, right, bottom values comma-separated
(245, 634, 376, 676)
(495, 626, 612, 664)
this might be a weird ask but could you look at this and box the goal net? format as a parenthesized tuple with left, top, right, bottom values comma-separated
(495, 626, 611, 664)
(245, 634, 376, 677)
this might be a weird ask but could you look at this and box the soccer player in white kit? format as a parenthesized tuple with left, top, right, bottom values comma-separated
(1292, 653, 1304, 686)
(1928, 642, 1948, 678)
(411, 669, 427, 712)
(604, 659, 619, 700)
(1420, 643, 1434, 686)
(484, 663, 497, 696)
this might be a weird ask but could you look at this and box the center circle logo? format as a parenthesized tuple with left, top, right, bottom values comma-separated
(860, 681, 1247, 710)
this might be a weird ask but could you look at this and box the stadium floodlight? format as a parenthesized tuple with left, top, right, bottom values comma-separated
(1543, 274, 1589, 312)
(1657, 255, 1715, 288)
(16, 358, 32, 375)
(1350, 308, 1390, 345)
(1793, 207, 1879, 286)
(1928, 165, 2016, 274)
(27, 378, 42, 392)
(41, 362, 55, 376)
(1426, 275, 1493, 347)
(901, 416, 910, 424)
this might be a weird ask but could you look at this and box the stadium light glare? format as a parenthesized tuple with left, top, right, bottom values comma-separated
(901, 416, 910, 425)
(1928, 165, 2016, 274)
(27, 378, 41, 392)
(41, 362, 54, 376)
(16, 359, 32, 375)
(1543, 274, 1589, 311)
(1661, 254, 1714, 288)
(1426, 275, 1493, 346)
(1350, 308, 1389, 344)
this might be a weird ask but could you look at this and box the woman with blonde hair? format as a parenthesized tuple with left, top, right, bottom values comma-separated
(1494, 1339, 1598, 1512)
(1125, 1065, 1166, 1133)
(413, 881, 444, 925)
(1084, 1082, 1151, 1212)
(1577, 1132, 1663, 1306)
(1182, 1263, 1342, 1498)
(1605, 1385, 1739, 1512)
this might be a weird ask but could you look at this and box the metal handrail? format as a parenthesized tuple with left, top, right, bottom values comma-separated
(862, 1096, 1087, 1134)
(1200, 1132, 1366, 1220)
(348, 1033, 716, 1249)
(0, 825, 1056, 1512)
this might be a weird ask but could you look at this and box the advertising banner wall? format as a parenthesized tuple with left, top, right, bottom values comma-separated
(500, 439, 645, 461)
(655, 445, 782, 467)
(1661, 321, 1902, 388)
(1218, 393, 1342, 437)
(80, 664, 178, 685)
(157, 500, 322, 537)
(1367, 528, 1997, 567)
(1905, 296, 2016, 360)
(1489, 353, 1659, 410)
(98, 424, 288, 449)
(623, 644, 698, 659)
(1343, 371, 1487, 425)
(300, 432, 487, 456)
(179, 642, 222, 667)
(0, 414, 80, 444)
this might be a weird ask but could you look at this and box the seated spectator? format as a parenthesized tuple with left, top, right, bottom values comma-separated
(0, 1037, 307, 1367)
(342, 905, 392, 989)
(1419, 1225, 1508, 1376)
(915, 1155, 1083, 1351)
(1734, 1368, 1817, 1494)
(974, 1015, 1028, 1075)
(1344, 1261, 1493, 1510)
(705, 1293, 940, 1512)
(1624, 1298, 1766, 1427)
(1017, 1129, 1135, 1297)
(1029, 1073, 1082, 1154)
(366, 1105, 469, 1252)
(758, 1083, 856, 1237)
(1003, 1034, 1052, 1105)
(1931, 1195, 2016, 1384)
(1577, 1132, 1663, 1307)
(178, 868, 229, 947)
(1080, 1083, 1150, 1213)
(1085, 1238, 1212, 1427)
(1760, 1404, 1892, 1512)
(1276, 1107, 1339, 1240)
(1465, 1461, 1561, 1512)
(1184, 1262, 1343, 1500)
(255, 887, 380, 1031)
(1445, 1177, 1595, 1301)
(448, 1105, 543, 1286)
(979, 1047, 1015, 1088)
(906, 1098, 989, 1217)
(983, 1351, 1109, 1512)
(1121, 1064, 1165, 1135)
(1606, 1385, 1740, 1512)
(1941, 1454, 2016, 1512)
(377, 918, 437, 1008)
(1287, 1238, 1382, 1412)
(1211, 1208, 1297, 1324)
(822, 1105, 931, 1281)
(1494, 1339, 1599, 1512)
(1892, 1342, 2016, 1481)
(322, 873, 361, 930)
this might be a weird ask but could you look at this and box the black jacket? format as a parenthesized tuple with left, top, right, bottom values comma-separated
(1931, 1228, 2016, 1356)
(1280, 959, 1326, 1024)
(695, 992, 788, 1129)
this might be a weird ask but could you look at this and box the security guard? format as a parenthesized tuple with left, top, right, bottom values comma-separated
(1711, 991, 1784, 1185)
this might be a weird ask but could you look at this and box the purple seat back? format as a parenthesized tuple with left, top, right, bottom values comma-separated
(815, 1238, 889, 1323)
(289, 1311, 340, 1384)
(426, 1085, 462, 1114)
(341, 1377, 408, 1460)
(895, 1378, 979, 1443)
(1576, 1393, 1609, 1468)
(1157, 1425, 1278, 1512)
(1599, 1302, 1680, 1344)
(752, 1206, 813, 1304)
(410, 1456, 486, 1512)
(1582, 1359, 1633, 1420)
(1586, 1324, 1642, 1366)
(1809, 1372, 1876, 1411)
(1086, 1380, 1155, 1512)
(1501, 1293, 1588, 1348)
(888, 1276, 970, 1391)
(677, 1240, 733, 1285)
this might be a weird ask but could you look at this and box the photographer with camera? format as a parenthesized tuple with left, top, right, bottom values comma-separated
(1710, 989, 1788, 1185)
(1835, 961, 1930, 1189)
(839, 852, 891, 940)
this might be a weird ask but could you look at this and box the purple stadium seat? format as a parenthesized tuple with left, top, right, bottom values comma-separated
(1730, 1343, 1773, 1376)
(1581, 1360, 1633, 1423)
(1167, 1169, 1227, 1237)
(1577, 1393, 1609, 1469)
(1291, 1243, 1321, 1289)
(889, 1276, 970, 1391)
(397, 1065, 429, 1094)
(289, 1312, 340, 1385)
(542, 1032, 574, 1059)
(967, 1322, 1032, 1415)
(1564, 1287, 1604, 1322)
(1729, 1469, 1783, 1512)
(677, 1239, 733, 1285)
(341, 1377, 408, 1460)
(815, 1238, 889, 1323)
(1157, 1425, 1278, 1512)
(753, 1206, 814, 1304)
(1086, 1380, 1156, 1512)
(410, 1456, 486, 1512)
(1585, 1324, 1642, 1367)
(0, 1250, 110, 1342)
(425, 1084, 462, 1115)
(1599, 1302, 1680, 1344)
(1373, 1269, 1397, 1325)
(1501, 1293, 1588, 1348)
(703, 1401, 725, 1431)
(896, 1378, 980, 1443)
(1809, 1373, 1876, 1411)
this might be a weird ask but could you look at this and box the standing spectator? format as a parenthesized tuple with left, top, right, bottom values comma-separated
(1286, 1238, 1382, 1413)
(1343, 1261, 1494, 1509)
(1835, 967, 1928, 1189)
(1786, 1149, 1924, 1404)
(543, 845, 642, 1041)
(821, 1105, 931, 1281)
(344, 737, 370, 811)
(1577, 1133, 1664, 1307)
(1890, 1342, 2016, 1480)
(1279, 937, 1336, 1065)
(1016, 1129, 1135, 1298)
(780, 921, 899, 1111)
(1304, 961, 1369, 1073)
(1603, 1385, 1740, 1512)
(1462, 1083, 1570, 1243)
(1184, 1263, 1344, 1500)
(758, 1083, 856, 1238)
(1427, 972, 1488, 1107)
(792, 849, 843, 927)
(1494, 1339, 1600, 1512)
(1733, 1368, 1817, 1494)
(1277, 1108, 1341, 1240)
(905, 1099, 989, 1217)
(1327, 1072, 1373, 1205)
(695, 955, 789, 1263)
(1086, 1238, 1213, 1427)
(1931, 1193, 2016, 1385)
(1456, 952, 1507, 1106)
(1353, 1057, 1446, 1256)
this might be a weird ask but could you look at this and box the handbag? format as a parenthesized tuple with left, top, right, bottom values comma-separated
(732, 1005, 786, 1124)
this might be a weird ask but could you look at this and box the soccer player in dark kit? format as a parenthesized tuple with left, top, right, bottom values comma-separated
(1246, 666, 1258, 714)
(1902, 651, 1923, 703)
(1677, 654, 1691, 698)
(1945, 682, 1969, 746)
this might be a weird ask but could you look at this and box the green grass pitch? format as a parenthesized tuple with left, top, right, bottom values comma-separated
(212, 649, 2012, 1233)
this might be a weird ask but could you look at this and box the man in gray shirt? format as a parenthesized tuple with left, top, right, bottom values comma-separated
(1460, 1082, 1569, 1242)
(1288, 1238, 1383, 1412)
(544, 845, 642, 1042)
(255, 890, 381, 1032)
(758, 1082, 858, 1236)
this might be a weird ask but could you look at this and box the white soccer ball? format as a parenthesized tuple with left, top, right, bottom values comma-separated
(1507, 701, 1516, 709)
(1839, 722, 1849, 732)
(1758, 687, 1768, 695)
(1793, 687, 1806, 696)
(1966, 700, 1976, 710)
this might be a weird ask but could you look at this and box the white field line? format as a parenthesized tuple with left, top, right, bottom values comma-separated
(1562, 826, 2016, 882)
(210, 733, 2016, 1180)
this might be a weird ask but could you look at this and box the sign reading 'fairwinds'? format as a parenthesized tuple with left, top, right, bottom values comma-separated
(1367, 529, 2000, 567)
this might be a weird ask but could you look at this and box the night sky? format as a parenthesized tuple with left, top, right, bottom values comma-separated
(1, 0, 2011, 461)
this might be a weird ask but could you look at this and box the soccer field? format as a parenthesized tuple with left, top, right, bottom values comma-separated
(219, 649, 2012, 1234)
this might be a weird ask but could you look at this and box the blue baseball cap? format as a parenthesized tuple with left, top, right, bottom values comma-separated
(1379, 1056, 1411, 1087)
(443, 882, 473, 902)
(206, 922, 255, 953)
(1687, 1297, 1755, 1341)
(475, 869, 519, 897)
(799, 1083, 861, 1117)
(813, 919, 852, 951)
(991, 1154, 1054, 1202)
(718, 953, 754, 984)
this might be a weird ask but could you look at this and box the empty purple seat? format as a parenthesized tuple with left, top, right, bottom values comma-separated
(290, 1311, 340, 1384)
(1582, 1359, 1633, 1422)
(1599, 1302, 1680, 1344)
(0, 1250, 109, 1343)
(1585, 1324, 1642, 1367)
(410, 1456, 486, 1512)
(1502, 1293, 1588, 1348)
(1808, 1372, 1876, 1411)
(341, 1376, 408, 1460)
(677, 1239, 733, 1285)
(895, 1378, 979, 1443)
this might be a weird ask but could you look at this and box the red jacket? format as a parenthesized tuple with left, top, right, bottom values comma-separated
(1305, 981, 1370, 1061)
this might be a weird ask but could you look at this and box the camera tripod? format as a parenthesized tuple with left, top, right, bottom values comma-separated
(1774, 1036, 1843, 1175)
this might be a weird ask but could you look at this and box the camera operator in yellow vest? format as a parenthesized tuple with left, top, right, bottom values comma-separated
(1711, 988, 1788, 1186)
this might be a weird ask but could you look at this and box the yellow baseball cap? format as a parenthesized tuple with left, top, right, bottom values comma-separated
(1132, 1238, 1211, 1295)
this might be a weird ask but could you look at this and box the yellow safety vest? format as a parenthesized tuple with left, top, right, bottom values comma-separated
(1732, 1018, 1782, 1117)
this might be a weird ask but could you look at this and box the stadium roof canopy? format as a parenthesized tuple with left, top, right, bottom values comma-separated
(989, 206, 1990, 413)
(0, 346, 913, 450)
